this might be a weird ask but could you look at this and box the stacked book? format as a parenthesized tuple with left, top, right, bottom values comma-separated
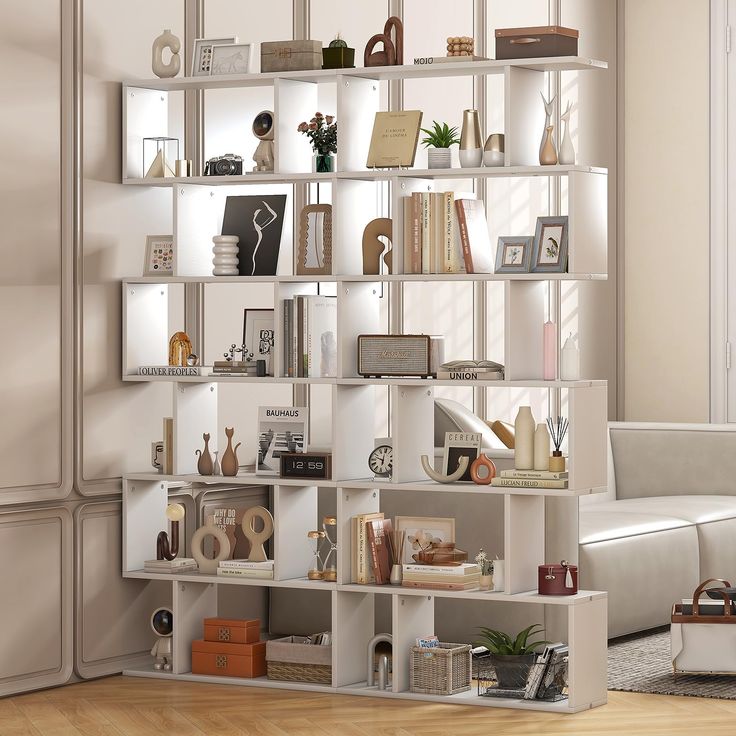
(491, 469, 568, 490)
(144, 557, 197, 574)
(402, 563, 480, 591)
(351, 512, 385, 584)
(211, 360, 262, 377)
(282, 295, 337, 378)
(435, 360, 504, 381)
(217, 560, 274, 579)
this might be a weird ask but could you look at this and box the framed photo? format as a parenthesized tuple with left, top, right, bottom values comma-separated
(494, 236, 533, 274)
(243, 309, 275, 375)
(442, 432, 481, 483)
(210, 43, 254, 76)
(144, 235, 174, 276)
(191, 37, 238, 76)
(395, 517, 456, 565)
(532, 216, 569, 273)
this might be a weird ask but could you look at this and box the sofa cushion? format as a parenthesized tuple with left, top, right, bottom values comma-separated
(596, 495, 736, 525)
(579, 506, 692, 545)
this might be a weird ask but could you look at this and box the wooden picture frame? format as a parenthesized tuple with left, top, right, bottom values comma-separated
(395, 516, 456, 565)
(494, 236, 533, 274)
(144, 235, 174, 276)
(532, 216, 569, 273)
(297, 204, 332, 276)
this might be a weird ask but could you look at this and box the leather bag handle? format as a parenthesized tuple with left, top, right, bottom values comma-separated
(692, 578, 733, 616)
(510, 37, 541, 44)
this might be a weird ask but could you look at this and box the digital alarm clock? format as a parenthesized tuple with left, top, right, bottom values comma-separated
(279, 452, 332, 481)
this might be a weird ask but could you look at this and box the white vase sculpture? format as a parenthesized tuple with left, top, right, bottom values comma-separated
(212, 235, 239, 276)
(539, 92, 556, 162)
(534, 423, 550, 471)
(561, 333, 581, 380)
(514, 406, 535, 470)
(558, 101, 575, 165)
(152, 29, 181, 79)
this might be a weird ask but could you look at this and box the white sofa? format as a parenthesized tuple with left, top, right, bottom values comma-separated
(579, 422, 736, 638)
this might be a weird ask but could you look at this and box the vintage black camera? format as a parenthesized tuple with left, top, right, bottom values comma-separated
(204, 153, 243, 176)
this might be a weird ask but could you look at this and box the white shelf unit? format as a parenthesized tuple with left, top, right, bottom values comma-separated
(120, 54, 609, 713)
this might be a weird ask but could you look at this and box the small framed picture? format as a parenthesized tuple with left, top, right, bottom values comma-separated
(144, 235, 174, 276)
(442, 432, 482, 482)
(243, 309, 275, 375)
(532, 216, 569, 273)
(395, 516, 456, 565)
(494, 236, 533, 274)
(191, 37, 238, 76)
(210, 43, 254, 76)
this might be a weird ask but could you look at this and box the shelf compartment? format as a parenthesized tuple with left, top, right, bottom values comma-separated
(122, 57, 607, 92)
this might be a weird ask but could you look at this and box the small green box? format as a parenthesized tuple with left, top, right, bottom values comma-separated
(322, 47, 355, 69)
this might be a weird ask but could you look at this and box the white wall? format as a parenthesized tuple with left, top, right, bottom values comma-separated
(623, 0, 710, 421)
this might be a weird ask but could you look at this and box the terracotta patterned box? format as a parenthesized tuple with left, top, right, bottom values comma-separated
(191, 640, 267, 678)
(203, 617, 260, 645)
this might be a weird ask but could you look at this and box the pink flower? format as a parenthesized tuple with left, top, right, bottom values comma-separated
(297, 122, 308, 132)
(308, 122, 317, 130)
(315, 111, 324, 118)
(325, 115, 334, 124)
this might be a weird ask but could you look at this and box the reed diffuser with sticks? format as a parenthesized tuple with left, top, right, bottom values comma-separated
(387, 529, 406, 585)
(547, 416, 569, 472)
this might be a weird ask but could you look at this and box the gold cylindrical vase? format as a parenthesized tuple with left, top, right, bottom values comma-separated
(459, 109, 482, 168)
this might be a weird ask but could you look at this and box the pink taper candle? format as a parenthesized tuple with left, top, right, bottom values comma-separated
(543, 320, 557, 380)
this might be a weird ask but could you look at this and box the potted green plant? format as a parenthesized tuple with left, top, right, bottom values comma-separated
(420, 121, 460, 169)
(475, 624, 550, 690)
(297, 112, 337, 172)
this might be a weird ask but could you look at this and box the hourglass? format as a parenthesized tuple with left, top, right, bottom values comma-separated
(322, 516, 338, 582)
(307, 530, 325, 580)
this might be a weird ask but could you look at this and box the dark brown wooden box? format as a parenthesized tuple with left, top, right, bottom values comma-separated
(203, 617, 260, 645)
(495, 26, 579, 60)
(191, 640, 267, 678)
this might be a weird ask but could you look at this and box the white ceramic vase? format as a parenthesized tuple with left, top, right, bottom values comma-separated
(427, 148, 452, 169)
(152, 29, 181, 79)
(212, 235, 239, 276)
(534, 423, 550, 471)
(492, 560, 505, 592)
(514, 406, 535, 470)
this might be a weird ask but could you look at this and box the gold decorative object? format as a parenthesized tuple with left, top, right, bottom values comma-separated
(459, 109, 482, 168)
(168, 331, 193, 366)
(364, 16, 403, 67)
(307, 530, 326, 579)
(362, 217, 393, 274)
(297, 204, 332, 275)
(540, 125, 558, 165)
(446, 35, 474, 57)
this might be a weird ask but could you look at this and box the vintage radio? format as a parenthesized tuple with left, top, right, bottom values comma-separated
(357, 335, 444, 378)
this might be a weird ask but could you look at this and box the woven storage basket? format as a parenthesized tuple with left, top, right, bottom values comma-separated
(410, 642, 472, 695)
(266, 636, 332, 685)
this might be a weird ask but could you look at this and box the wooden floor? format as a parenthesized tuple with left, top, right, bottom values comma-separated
(3, 676, 736, 736)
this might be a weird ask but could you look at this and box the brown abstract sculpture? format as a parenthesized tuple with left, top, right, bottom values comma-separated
(156, 503, 185, 560)
(241, 505, 274, 562)
(364, 16, 404, 67)
(196, 433, 213, 475)
(362, 217, 393, 275)
(221, 427, 241, 477)
(168, 331, 193, 366)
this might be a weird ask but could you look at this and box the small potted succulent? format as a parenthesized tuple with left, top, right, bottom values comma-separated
(420, 120, 460, 169)
(322, 34, 355, 69)
(297, 112, 337, 172)
(474, 548, 493, 591)
(475, 624, 550, 690)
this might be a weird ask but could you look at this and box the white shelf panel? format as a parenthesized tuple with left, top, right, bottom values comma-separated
(122, 164, 606, 187)
(123, 570, 335, 590)
(124, 667, 335, 693)
(124, 471, 335, 487)
(339, 683, 577, 712)
(123, 57, 607, 92)
(337, 584, 606, 607)
(124, 275, 337, 284)
(122, 375, 334, 384)
(339, 478, 606, 498)
(337, 378, 607, 388)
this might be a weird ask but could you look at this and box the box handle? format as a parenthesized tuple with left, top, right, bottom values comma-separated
(510, 37, 541, 44)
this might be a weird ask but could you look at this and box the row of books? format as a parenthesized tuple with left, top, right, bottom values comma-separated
(351, 512, 390, 584)
(282, 295, 337, 378)
(401, 193, 492, 274)
(402, 563, 480, 591)
(491, 468, 569, 490)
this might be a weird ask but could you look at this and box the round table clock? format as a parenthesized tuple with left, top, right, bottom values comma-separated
(368, 445, 393, 478)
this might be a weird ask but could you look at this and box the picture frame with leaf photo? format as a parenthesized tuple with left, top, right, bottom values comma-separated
(532, 216, 569, 273)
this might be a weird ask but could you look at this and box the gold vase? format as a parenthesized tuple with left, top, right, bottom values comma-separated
(539, 125, 558, 165)
(459, 109, 482, 168)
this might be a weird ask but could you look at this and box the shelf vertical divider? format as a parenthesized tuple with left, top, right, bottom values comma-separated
(173, 382, 218, 474)
(122, 282, 168, 376)
(122, 478, 167, 572)
(391, 594, 434, 693)
(566, 595, 608, 710)
(392, 386, 434, 484)
(172, 580, 217, 674)
(332, 588, 376, 688)
(122, 85, 168, 179)
(336, 486, 380, 584)
(336, 75, 379, 172)
(274, 78, 319, 173)
(273, 484, 318, 580)
(504, 280, 546, 381)
(174, 184, 224, 277)
(504, 66, 546, 167)
(504, 494, 545, 594)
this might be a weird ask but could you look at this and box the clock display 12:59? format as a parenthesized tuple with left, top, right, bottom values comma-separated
(279, 452, 332, 480)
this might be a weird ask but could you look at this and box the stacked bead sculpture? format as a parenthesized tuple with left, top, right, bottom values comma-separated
(447, 36, 474, 57)
(212, 235, 239, 276)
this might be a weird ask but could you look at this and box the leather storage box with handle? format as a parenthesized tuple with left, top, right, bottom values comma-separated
(671, 578, 736, 674)
(261, 40, 322, 72)
(538, 561, 578, 596)
(203, 617, 259, 645)
(495, 26, 579, 60)
(191, 640, 267, 678)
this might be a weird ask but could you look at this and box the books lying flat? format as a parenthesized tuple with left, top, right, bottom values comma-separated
(490, 477, 568, 489)
(144, 557, 198, 573)
(138, 366, 202, 377)
(435, 370, 504, 380)
(403, 563, 480, 576)
(483, 687, 527, 699)
(402, 580, 480, 591)
(219, 560, 274, 570)
(500, 469, 568, 480)
(216, 567, 274, 579)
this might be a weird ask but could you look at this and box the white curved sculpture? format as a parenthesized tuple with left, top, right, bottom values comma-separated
(420, 454, 469, 483)
(191, 523, 231, 574)
(152, 29, 181, 79)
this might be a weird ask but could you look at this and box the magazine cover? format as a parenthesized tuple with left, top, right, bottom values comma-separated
(256, 406, 309, 475)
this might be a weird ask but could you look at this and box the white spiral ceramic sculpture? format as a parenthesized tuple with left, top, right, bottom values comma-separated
(212, 235, 239, 276)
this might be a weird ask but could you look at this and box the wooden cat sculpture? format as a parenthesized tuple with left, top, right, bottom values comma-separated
(195, 433, 213, 475)
(221, 427, 241, 477)
(364, 16, 404, 67)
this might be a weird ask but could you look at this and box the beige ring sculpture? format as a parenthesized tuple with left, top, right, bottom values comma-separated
(242, 505, 274, 562)
(420, 455, 469, 483)
(191, 523, 231, 574)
